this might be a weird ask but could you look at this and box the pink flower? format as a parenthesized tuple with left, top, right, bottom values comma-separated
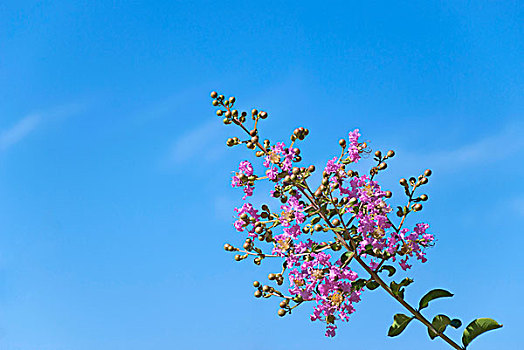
(238, 160, 253, 176)
(347, 128, 361, 163)
(266, 167, 279, 180)
(324, 157, 342, 174)
(231, 161, 255, 200)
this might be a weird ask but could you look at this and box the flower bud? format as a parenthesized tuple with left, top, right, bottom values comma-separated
(210, 91, 218, 98)
(385, 191, 392, 198)
(378, 162, 387, 170)
(400, 178, 408, 186)
(374, 150, 382, 158)
(277, 309, 286, 317)
(420, 194, 428, 201)
(387, 150, 395, 158)
(339, 139, 346, 148)
(413, 203, 423, 211)
(254, 290, 262, 298)
(420, 177, 428, 185)
(228, 96, 236, 103)
(253, 281, 260, 288)
(424, 169, 432, 177)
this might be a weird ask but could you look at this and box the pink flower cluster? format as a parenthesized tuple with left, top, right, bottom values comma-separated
(287, 251, 361, 337)
(227, 126, 436, 337)
(347, 129, 361, 163)
(233, 203, 260, 238)
(387, 223, 434, 271)
(279, 193, 306, 226)
(231, 160, 255, 199)
(263, 142, 296, 180)
(342, 175, 392, 238)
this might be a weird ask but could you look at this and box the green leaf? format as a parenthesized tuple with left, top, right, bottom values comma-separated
(366, 280, 380, 290)
(418, 288, 454, 311)
(449, 319, 462, 329)
(340, 251, 354, 268)
(379, 265, 396, 277)
(390, 278, 413, 298)
(462, 318, 502, 348)
(388, 313, 414, 337)
(428, 314, 451, 340)
(351, 278, 367, 291)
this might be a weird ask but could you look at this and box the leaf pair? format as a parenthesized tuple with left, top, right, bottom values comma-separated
(390, 277, 413, 299)
(428, 314, 461, 339)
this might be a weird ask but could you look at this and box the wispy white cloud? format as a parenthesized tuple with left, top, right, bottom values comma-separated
(169, 118, 226, 165)
(0, 114, 41, 151)
(399, 121, 524, 173)
(0, 103, 84, 152)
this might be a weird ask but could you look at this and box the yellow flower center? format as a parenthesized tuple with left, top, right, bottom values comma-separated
(330, 291, 344, 306)
(269, 152, 281, 163)
(294, 278, 305, 287)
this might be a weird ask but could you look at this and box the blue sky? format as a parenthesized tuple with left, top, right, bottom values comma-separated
(0, 1, 522, 349)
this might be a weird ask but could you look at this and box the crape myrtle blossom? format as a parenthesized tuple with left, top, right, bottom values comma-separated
(347, 128, 361, 163)
(338, 175, 434, 271)
(288, 251, 361, 337)
(232, 160, 255, 200)
(228, 142, 434, 335)
(279, 193, 306, 227)
(228, 148, 435, 335)
(263, 142, 297, 175)
(233, 203, 260, 238)
(213, 92, 502, 348)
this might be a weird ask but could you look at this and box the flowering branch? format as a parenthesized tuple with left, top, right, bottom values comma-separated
(210, 91, 502, 349)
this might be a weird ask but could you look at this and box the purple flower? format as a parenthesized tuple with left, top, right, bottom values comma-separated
(347, 128, 361, 163)
(324, 157, 342, 174)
